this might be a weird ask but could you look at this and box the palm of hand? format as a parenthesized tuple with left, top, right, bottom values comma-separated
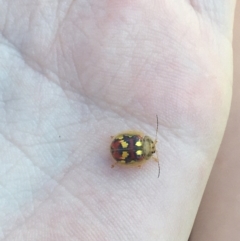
(0, 1, 234, 240)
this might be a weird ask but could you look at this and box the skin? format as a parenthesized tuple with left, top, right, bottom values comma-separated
(190, 2, 240, 240)
(0, 0, 236, 240)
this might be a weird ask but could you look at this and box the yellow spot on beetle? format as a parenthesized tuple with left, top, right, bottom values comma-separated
(120, 140, 128, 148)
(135, 140, 142, 147)
(121, 151, 129, 159)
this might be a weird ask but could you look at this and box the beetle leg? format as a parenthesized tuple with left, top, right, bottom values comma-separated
(152, 156, 158, 162)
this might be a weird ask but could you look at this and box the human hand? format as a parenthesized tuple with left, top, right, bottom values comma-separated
(190, 2, 239, 240)
(0, 0, 236, 240)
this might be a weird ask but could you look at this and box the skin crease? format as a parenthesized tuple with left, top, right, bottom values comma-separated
(190, 2, 240, 240)
(0, 0, 236, 241)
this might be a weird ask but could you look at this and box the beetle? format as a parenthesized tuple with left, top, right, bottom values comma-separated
(110, 115, 160, 177)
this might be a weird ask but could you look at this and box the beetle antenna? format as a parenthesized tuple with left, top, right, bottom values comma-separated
(155, 115, 160, 178)
(157, 151, 160, 178)
(155, 114, 158, 141)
